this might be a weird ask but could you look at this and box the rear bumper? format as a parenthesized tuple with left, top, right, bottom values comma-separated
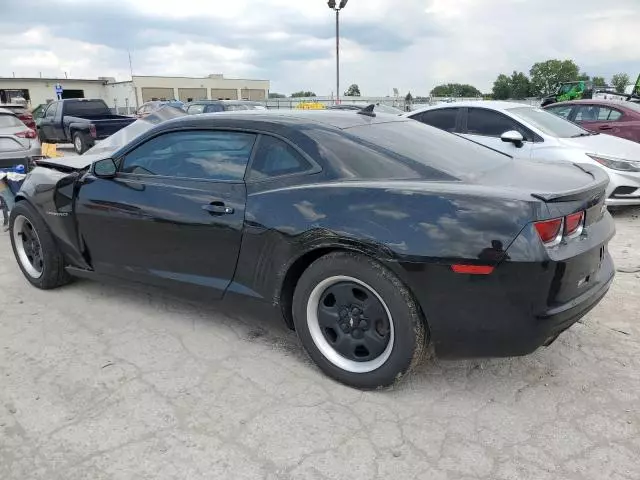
(390, 251, 614, 359)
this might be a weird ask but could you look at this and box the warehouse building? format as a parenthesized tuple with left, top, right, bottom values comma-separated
(0, 74, 270, 113)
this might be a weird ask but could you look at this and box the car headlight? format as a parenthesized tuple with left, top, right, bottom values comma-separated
(586, 154, 640, 172)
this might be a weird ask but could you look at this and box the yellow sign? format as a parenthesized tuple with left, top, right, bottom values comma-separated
(295, 102, 326, 110)
(42, 143, 63, 158)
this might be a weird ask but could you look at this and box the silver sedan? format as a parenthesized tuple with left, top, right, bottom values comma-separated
(0, 107, 42, 171)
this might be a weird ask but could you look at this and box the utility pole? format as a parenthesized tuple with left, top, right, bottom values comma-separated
(327, 0, 348, 105)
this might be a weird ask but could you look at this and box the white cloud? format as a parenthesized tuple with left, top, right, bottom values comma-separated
(0, 0, 638, 95)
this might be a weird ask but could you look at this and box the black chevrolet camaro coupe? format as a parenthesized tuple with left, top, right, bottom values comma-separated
(9, 109, 615, 388)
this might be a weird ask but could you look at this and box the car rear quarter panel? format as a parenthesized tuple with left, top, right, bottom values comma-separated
(233, 180, 542, 313)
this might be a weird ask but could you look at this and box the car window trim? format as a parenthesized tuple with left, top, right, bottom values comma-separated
(244, 133, 322, 184)
(115, 127, 260, 184)
(412, 107, 462, 133)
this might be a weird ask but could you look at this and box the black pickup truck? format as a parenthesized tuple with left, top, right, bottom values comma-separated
(36, 99, 136, 154)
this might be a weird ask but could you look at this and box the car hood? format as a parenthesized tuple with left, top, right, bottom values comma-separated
(558, 133, 640, 160)
(35, 151, 106, 171)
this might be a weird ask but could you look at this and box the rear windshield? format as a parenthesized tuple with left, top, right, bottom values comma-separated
(63, 100, 111, 116)
(0, 114, 24, 128)
(319, 119, 511, 181)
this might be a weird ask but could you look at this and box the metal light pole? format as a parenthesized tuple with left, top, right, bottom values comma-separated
(327, 0, 348, 105)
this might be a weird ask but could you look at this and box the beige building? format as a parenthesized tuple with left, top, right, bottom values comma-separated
(0, 74, 270, 113)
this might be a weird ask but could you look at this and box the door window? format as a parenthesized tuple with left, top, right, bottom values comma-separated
(466, 107, 535, 141)
(44, 102, 58, 118)
(248, 135, 313, 181)
(187, 104, 206, 115)
(574, 105, 623, 122)
(414, 108, 459, 132)
(546, 105, 573, 119)
(121, 130, 257, 181)
(204, 104, 224, 113)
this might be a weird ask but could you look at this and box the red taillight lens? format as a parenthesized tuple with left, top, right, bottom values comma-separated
(451, 264, 495, 275)
(534, 218, 563, 245)
(565, 211, 585, 236)
(89, 124, 97, 138)
(15, 130, 37, 139)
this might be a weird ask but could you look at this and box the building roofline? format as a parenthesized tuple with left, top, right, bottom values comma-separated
(131, 75, 270, 82)
(0, 77, 108, 83)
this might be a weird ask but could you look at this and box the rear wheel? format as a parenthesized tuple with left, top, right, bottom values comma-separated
(9, 202, 70, 289)
(72, 132, 91, 154)
(293, 252, 427, 389)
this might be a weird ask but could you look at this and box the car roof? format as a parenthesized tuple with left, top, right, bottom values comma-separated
(544, 99, 636, 109)
(0, 107, 16, 115)
(155, 109, 409, 131)
(186, 100, 261, 105)
(406, 100, 532, 116)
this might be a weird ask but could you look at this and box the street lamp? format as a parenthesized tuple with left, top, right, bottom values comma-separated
(327, 0, 348, 104)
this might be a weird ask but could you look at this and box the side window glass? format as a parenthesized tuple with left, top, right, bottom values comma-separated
(188, 104, 205, 115)
(205, 104, 224, 113)
(121, 130, 257, 181)
(417, 109, 458, 132)
(248, 135, 313, 181)
(45, 103, 57, 118)
(575, 106, 599, 122)
(466, 108, 523, 137)
(547, 105, 572, 119)
(600, 108, 622, 121)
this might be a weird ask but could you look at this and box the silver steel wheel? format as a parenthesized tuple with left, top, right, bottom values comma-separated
(13, 215, 44, 279)
(306, 275, 395, 373)
(74, 135, 82, 152)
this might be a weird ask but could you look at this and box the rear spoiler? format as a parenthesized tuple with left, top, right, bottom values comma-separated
(531, 163, 609, 203)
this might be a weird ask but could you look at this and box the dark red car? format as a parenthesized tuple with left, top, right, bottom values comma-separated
(0, 104, 36, 130)
(544, 99, 640, 143)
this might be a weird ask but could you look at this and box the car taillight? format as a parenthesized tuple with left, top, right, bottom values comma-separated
(451, 264, 495, 275)
(534, 218, 563, 246)
(15, 130, 37, 139)
(535, 211, 586, 246)
(89, 124, 97, 138)
(565, 211, 585, 237)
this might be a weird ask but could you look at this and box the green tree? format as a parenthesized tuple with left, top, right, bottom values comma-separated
(577, 72, 591, 81)
(591, 76, 606, 87)
(430, 83, 482, 97)
(611, 73, 630, 93)
(291, 91, 317, 98)
(492, 74, 511, 100)
(344, 84, 361, 96)
(405, 92, 413, 102)
(268, 92, 286, 98)
(509, 71, 532, 98)
(529, 59, 580, 96)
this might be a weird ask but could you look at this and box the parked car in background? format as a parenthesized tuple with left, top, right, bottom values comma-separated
(0, 104, 37, 130)
(134, 100, 185, 119)
(0, 108, 41, 171)
(327, 103, 404, 115)
(36, 99, 137, 154)
(184, 100, 266, 114)
(544, 100, 640, 143)
(407, 101, 640, 206)
(8, 110, 614, 388)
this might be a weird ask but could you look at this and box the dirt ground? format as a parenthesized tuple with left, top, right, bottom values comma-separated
(1, 205, 639, 480)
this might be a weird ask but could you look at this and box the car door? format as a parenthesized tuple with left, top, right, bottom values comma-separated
(39, 102, 59, 140)
(75, 128, 257, 298)
(459, 107, 536, 158)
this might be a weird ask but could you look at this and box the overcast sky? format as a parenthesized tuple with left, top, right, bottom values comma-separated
(1, 0, 638, 96)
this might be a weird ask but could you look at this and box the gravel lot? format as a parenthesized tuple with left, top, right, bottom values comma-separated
(1, 182, 639, 479)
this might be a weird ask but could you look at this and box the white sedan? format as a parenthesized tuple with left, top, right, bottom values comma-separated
(406, 101, 640, 206)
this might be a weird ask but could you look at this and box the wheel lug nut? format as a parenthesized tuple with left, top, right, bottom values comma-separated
(359, 320, 368, 330)
(352, 329, 363, 339)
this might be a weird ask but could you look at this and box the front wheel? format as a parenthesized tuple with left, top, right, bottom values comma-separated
(9, 202, 70, 289)
(293, 252, 427, 389)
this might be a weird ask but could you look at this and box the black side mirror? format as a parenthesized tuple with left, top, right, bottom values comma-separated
(93, 158, 118, 178)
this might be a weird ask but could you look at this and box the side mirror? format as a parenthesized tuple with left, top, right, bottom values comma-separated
(501, 130, 524, 147)
(93, 158, 118, 178)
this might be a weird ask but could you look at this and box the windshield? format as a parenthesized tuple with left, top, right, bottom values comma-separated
(507, 106, 590, 138)
(85, 106, 187, 155)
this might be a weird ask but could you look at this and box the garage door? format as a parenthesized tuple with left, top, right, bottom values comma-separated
(240, 89, 266, 101)
(141, 88, 174, 102)
(178, 88, 207, 102)
(211, 88, 238, 100)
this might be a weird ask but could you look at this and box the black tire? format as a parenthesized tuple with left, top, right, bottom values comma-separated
(9, 201, 71, 290)
(72, 131, 89, 154)
(292, 251, 427, 389)
(37, 128, 46, 144)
